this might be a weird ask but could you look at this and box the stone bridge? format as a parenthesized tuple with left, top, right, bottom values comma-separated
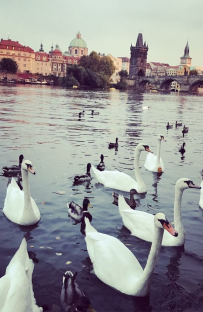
(127, 75, 203, 92)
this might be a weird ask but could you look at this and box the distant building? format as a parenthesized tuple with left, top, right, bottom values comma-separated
(166, 66, 179, 76)
(67, 32, 88, 57)
(149, 62, 170, 76)
(129, 33, 148, 78)
(180, 42, 192, 67)
(107, 54, 122, 83)
(0, 38, 35, 73)
(35, 43, 51, 76)
(117, 57, 130, 73)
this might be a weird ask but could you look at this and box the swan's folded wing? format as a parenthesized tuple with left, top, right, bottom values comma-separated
(120, 209, 154, 243)
(86, 232, 143, 294)
(144, 153, 156, 171)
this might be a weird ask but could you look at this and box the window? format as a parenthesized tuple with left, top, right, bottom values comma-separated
(81, 50, 83, 55)
(75, 49, 77, 54)
(18, 58, 21, 61)
(74, 60, 77, 64)
(37, 55, 40, 60)
(23, 64, 26, 67)
(6, 52, 10, 55)
(18, 53, 21, 56)
(24, 58, 26, 61)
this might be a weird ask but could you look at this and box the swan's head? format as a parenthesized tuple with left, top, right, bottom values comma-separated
(154, 213, 178, 237)
(158, 134, 165, 141)
(176, 178, 201, 190)
(21, 159, 36, 174)
(136, 143, 153, 153)
(83, 198, 93, 211)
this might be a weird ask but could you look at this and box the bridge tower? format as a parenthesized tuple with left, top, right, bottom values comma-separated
(180, 41, 192, 67)
(129, 33, 148, 78)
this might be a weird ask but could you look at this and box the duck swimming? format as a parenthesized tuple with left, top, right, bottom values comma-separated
(179, 142, 186, 155)
(68, 198, 93, 223)
(108, 138, 118, 149)
(85, 213, 177, 296)
(0, 238, 43, 312)
(112, 189, 137, 209)
(175, 121, 182, 127)
(118, 178, 200, 246)
(97, 154, 105, 171)
(92, 143, 153, 193)
(74, 163, 91, 184)
(166, 122, 173, 130)
(2, 154, 24, 176)
(144, 134, 165, 173)
(3, 159, 41, 226)
(61, 271, 94, 312)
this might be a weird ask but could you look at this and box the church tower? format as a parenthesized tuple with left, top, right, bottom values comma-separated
(180, 41, 192, 67)
(129, 33, 148, 78)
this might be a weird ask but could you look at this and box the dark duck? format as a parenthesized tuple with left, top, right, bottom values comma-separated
(97, 154, 105, 171)
(112, 189, 137, 209)
(68, 198, 93, 223)
(61, 271, 95, 312)
(182, 125, 189, 137)
(166, 122, 173, 130)
(179, 142, 186, 155)
(2, 154, 24, 176)
(108, 138, 118, 149)
(175, 121, 182, 127)
(74, 163, 91, 184)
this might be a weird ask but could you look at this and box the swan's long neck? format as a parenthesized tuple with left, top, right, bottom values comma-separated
(21, 169, 36, 223)
(174, 186, 184, 233)
(136, 226, 164, 296)
(134, 150, 144, 184)
(155, 139, 161, 166)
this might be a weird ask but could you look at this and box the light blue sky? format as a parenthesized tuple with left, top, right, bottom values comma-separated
(1, 0, 203, 66)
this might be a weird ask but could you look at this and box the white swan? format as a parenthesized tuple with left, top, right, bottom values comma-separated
(91, 143, 153, 193)
(144, 134, 165, 173)
(118, 178, 200, 246)
(85, 213, 177, 296)
(3, 159, 40, 226)
(0, 238, 43, 312)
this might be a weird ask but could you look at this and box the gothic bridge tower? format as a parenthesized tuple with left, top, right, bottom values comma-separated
(129, 33, 148, 78)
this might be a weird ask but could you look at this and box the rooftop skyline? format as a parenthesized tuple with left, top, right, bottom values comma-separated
(1, 0, 203, 67)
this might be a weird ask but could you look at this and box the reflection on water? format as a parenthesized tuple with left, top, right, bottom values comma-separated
(0, 85, 203, 311)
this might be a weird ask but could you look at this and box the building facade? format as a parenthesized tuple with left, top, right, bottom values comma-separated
(107, 54, 122, 83)
(129, 33, 148, 78)
(0, 38, 35, 73)
(118, 57, 130, 73)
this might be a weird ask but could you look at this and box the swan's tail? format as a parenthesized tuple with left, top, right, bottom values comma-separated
(85, 217, 97, 234)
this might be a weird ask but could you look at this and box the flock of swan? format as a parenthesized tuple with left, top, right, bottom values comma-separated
(0, 133, 202, 311)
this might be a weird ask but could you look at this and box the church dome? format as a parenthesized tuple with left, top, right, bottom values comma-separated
(52, 49, 62, 55)
(69, 32, 87, 48)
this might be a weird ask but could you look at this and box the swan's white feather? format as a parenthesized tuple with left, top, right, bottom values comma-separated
(3, 177, 40, 225)
(91, 165, 137, 192)
(85, 219, 143, 295)
(0, 239, 42, 312)
(199, 180, 203, 209)
(144, 153, 165, 172)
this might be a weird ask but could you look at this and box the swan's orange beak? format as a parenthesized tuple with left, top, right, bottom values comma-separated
(163, 222, 178, 237)
(146, 147, 153, 153)
(28, 166, 36, 175)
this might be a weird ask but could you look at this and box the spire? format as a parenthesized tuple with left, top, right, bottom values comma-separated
(136, 33, 143, 47)
(39, 41, 44, 52)
(184, 41, 190, 57)
(144, 41, 146, 48)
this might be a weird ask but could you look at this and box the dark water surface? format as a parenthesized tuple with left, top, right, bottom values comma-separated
(0, 85, 203, 312)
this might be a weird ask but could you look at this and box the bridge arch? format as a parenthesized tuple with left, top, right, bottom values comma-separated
(138, 79, 151, 91)
(189, 79, 203, 93)
(160, 78, 180, 91)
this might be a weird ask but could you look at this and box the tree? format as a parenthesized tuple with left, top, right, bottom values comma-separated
(118, 70, 128, 79)
(0, 58, 18, 73)
(99, 56, 115, 77)
(189, 69, 198, 76)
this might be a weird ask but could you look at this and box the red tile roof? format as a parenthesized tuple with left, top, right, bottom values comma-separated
(0, 38, 34, 52)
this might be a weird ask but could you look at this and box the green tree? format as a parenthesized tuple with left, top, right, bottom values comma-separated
(119, 70, 128, 79)
(189, 69, 198, 76)
(0, 58, 18, 73)
(99, 56, 115, 77)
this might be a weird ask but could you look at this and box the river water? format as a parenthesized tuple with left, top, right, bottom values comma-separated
(0, 84, 203, 312)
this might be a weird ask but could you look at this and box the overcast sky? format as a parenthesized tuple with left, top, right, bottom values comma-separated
(1, 0, 203, 67)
